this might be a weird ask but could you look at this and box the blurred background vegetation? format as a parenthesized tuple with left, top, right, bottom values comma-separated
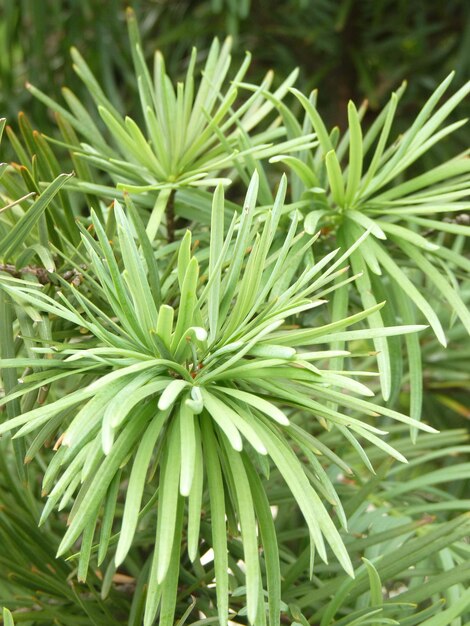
(1, 0, 469, 140)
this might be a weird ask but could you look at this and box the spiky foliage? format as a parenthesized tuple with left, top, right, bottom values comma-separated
(258, 73, 470, 419)
(20, 8, 309, 241)
(0, 174, 435, 625)
(1, 7, 470, 626)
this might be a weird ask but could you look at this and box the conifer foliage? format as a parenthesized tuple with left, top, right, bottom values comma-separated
(1, 7, 469, 626)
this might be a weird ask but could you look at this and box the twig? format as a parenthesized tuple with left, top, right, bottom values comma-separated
(166, 189, 176, 243)
(0, 263, 84, 286)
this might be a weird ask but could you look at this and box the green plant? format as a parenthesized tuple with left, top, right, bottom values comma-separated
(20, 8, 307, 240)
(1, 7, 469, 626)
(0, 175, 435, 625)
(262, 73, 470, 411)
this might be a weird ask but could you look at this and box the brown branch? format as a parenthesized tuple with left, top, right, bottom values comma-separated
(0, 263, 51, 284)
(166, 189, 176, 243)
(0, 264, 84, 286)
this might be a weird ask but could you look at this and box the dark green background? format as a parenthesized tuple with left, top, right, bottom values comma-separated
(1, 0, 469, 147)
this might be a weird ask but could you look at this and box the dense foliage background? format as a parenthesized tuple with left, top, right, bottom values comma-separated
(0, 1, 469, 625)
(2, 1, 470, 142)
